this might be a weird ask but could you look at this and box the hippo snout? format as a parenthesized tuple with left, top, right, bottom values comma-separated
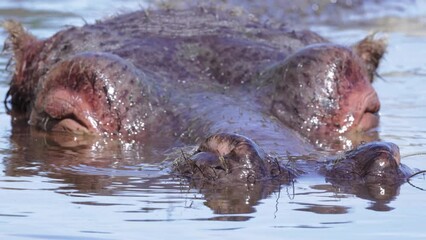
(326, 141, 406, 184)
(174, 133, 295, 184)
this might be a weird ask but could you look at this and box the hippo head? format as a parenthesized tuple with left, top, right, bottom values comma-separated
(174, 133, 296, 184)
(271, 37, 386, 149)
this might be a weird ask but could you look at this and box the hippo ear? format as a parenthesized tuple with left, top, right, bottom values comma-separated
(3, 20, 42, 113)
(2, 20, 38, 64)
(352, 34, 387, 83)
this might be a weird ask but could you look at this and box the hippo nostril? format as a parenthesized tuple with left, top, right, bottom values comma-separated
(361, 146, 402, 183)
(327, 141, 403, 183)
(179, 133, 276, 183)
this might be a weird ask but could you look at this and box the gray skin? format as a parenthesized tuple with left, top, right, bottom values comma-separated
(2, 8, 409, 185)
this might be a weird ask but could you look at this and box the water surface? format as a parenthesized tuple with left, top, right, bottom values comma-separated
(0, 1, 425, 239)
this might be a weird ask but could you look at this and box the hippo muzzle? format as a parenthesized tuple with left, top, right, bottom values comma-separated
(326, 141, 407, 184)
(174, 133, 296, 184)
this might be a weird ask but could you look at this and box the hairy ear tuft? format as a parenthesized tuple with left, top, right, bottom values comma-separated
(352, 34, 387, 83)
(2, 20, 38, 63)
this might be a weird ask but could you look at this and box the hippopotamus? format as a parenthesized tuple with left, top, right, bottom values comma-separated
(2, 7, 411, 187)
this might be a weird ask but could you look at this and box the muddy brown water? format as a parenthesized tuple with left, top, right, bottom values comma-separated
(0, 1, 425, 239)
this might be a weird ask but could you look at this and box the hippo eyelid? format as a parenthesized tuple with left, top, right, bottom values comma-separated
(214, 165, 226, 171)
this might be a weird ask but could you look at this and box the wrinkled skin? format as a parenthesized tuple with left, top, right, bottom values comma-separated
(2, 8, 411, 191)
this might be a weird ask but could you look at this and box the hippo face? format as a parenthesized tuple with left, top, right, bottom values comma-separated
(271, 43, 381, 147)
(2, 8, 411, 195)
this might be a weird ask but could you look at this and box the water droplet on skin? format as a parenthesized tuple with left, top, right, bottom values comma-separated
(379, 186, 385, 196)
(107, 86, 115, 95)
(338, 114, 355, 134)
(86, 115, 98, 128)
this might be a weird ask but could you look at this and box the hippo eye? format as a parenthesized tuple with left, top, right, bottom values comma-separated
(214, 165, 226, 171)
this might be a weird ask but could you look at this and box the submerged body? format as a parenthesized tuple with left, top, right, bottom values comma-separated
(3, 8, 409, 185)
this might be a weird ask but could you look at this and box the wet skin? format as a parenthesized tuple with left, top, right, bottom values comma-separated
(2, 8, 410, 187)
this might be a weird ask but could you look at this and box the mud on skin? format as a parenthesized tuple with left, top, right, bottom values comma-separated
(2, 8, 412, 192)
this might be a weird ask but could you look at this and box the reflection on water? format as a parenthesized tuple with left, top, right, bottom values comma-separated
(0, 0, 426, 239)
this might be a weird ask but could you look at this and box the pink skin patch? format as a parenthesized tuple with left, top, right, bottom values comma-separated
(30, 89, 100, 134)
(342, 89, 380, 134)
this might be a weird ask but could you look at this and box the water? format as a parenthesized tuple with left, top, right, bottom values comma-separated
(0, 1, 425, 239)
